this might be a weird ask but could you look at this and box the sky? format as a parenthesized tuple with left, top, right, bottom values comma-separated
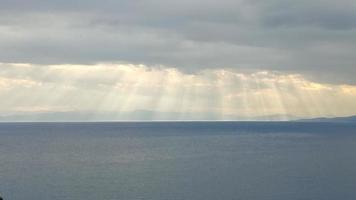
(1, 0, 356, 121)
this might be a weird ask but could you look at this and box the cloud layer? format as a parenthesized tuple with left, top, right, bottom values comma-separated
(1, 0, 356, 84)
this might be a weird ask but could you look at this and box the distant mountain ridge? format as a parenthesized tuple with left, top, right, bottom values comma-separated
(0, 110, 355, 122)
(298, 115, 356, 122)
(0, 110, 296, 122)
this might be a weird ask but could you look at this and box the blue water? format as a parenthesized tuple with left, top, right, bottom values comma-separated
(0, 122, 356, 200)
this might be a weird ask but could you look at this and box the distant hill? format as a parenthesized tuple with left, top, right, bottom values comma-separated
(0, 110, 297, 122)
(298, 115, 356, 122)
(0, 110, 225, 122)
(0, 110, 354, 122)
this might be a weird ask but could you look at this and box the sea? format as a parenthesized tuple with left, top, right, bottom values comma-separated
(0, 122, 356, 200)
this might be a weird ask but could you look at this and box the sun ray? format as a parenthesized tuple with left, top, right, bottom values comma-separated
(1, 63, 356, 121)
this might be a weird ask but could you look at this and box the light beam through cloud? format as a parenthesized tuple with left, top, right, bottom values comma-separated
(0, 63, 356, 121)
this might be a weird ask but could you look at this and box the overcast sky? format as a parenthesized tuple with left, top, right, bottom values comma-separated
(1, 0, 356, 120)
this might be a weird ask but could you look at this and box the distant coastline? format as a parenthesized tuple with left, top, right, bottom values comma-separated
(297, 115, 356, 122)
(0, 110, 355, 123)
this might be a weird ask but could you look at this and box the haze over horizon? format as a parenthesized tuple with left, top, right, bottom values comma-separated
(1, 0, 356, 121)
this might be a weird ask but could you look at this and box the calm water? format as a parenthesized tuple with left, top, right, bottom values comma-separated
(0, 122, 356, 200)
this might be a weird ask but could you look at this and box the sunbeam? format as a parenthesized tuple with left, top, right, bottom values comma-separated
(1, 63, 356, 121)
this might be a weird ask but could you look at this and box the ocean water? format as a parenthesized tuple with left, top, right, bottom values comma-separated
(0, 122, 356, 200)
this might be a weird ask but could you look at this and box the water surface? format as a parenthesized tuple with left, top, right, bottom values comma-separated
(0, 122, 356, 200)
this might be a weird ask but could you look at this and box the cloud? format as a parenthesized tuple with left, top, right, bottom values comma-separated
(0, 0, 356, 84)
(259, 0, 356, 30)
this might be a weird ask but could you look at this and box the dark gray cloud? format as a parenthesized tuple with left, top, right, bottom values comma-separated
(1, 0, 356, 84)
(259, 0, 356, 29)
